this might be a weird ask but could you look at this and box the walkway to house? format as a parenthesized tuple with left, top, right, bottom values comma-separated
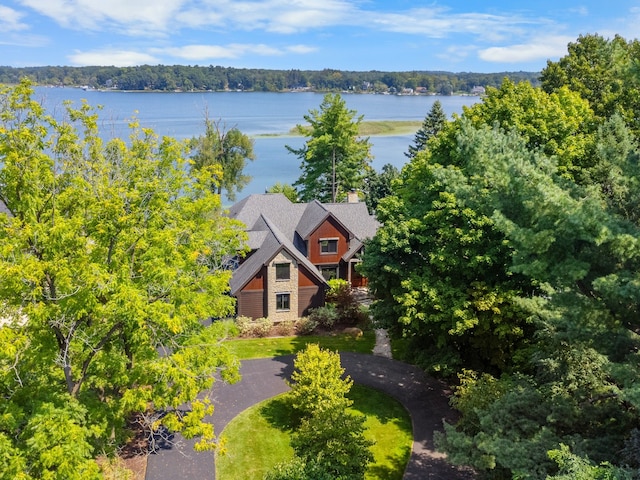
(145, 334, 475, 480)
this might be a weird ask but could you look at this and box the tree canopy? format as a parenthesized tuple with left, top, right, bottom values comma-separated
(360, 33, 640, 477)
(189, 118, 255, 201)
(0, 80, 245, 478)
(287, 94, 372, 202)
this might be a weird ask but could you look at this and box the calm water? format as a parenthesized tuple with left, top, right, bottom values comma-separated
(34, 87, 480, 196)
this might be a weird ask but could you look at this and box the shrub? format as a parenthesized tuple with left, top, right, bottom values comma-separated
(273, 320, 295, 336)
(294, 317, 318, 335)
(235, 315, 252, 335)
(325, 279, 366, 326)
(252, 317, 273, 337)
(235, 316, 273, 337)
(308, 305, 339, 329)
(292, 407, 374, 480)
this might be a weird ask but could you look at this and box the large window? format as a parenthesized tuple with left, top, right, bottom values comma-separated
(276, 293, 291, 311)
(275, 263, 290, 281)
(320, 238, 338, 254)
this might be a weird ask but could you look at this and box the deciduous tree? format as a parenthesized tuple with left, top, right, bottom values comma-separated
(189, 117, 255, 201)
(0, 80, 245, 477)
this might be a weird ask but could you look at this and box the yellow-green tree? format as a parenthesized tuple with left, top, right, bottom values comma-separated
(0, 80, 244, 478)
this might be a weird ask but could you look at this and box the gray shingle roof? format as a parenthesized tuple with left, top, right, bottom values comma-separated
(228, 194, 379, 293)
(229, 213, 325, 295)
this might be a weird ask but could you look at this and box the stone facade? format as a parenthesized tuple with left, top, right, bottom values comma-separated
(266, 250, 299, 322)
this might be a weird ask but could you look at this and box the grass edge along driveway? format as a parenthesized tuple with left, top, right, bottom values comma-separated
(216, 384, 413, 480)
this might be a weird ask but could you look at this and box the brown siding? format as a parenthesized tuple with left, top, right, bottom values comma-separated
(244, 266, 265, 289)
(298, 286, 325, 317)
(298, 264, 321, 287)
(237, 290, 266, 319)
(298, 264, 326, 316)
(307, 217, 350, 265)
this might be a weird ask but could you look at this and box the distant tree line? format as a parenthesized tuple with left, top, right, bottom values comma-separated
(0, 65, 539, 94)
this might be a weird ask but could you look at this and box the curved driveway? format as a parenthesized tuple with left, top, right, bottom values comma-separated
(146, 353, 475, 479)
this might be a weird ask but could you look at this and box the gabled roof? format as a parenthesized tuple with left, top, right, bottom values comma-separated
(229, 214, 326, 295)
(296, 200, 332, 240)
(228, 193, 380, 294)
(228, 193, 305, 239)
(324, 202, 379, 241)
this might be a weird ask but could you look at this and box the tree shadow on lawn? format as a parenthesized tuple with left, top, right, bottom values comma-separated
(366, 452, 410, 480)
(258, 394, 301, 433)
(347, 384, 411, 426)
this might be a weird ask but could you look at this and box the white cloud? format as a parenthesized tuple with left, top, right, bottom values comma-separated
(14, 0, 561, 47)
(0, 5, 29, 32)
(286, 44, 318, 54)
(17, 0, 186, 35)
(68, 49, 160, 66)
(478, 35, 572, 63)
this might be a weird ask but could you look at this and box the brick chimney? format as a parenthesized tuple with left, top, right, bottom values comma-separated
(347, 189, 359, 203)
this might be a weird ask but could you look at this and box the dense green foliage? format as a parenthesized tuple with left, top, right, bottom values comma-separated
(288, 94, 372, 202)
(189, 118, 255, 201)
(360, 33, 640, 478)
(0, 65, 539, 93)
(267, 345, 373, 479)
(0, 80, 245, 478)
(364, 163, 399, 214)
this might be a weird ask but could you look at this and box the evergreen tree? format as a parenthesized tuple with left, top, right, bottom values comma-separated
(287, 94, 372, 202)
(405, 100, 447, 159)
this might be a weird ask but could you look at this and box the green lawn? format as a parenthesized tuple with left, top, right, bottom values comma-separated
(224, 330, 376, 359)
(216, 385, 413, 480)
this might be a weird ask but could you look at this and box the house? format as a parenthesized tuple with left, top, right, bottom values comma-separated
(228, 193, 379, 321)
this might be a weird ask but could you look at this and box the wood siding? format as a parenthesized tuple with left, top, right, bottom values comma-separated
(237, 290, 266, 319)
(307, 217, 350, 265)
(244, 266, 266, 289)
(298, 286, 324, 317)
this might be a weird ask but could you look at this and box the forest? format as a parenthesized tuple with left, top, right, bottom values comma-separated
(0, 64, 539, 94)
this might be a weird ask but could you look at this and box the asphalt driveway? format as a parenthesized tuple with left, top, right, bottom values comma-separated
(145, 353, 475, 479)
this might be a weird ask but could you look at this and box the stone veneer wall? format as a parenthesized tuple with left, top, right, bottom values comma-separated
(266, 251, 299, 322)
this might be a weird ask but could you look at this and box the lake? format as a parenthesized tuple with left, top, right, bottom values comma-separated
(33, 87, 480, 197)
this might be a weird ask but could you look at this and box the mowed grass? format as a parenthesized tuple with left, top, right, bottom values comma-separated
(224, 330, 376, 359)
(216, 385, 413, 480)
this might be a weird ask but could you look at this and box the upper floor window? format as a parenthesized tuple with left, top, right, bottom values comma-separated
(320, 238, 338, 254)
(275, 263, 290, 281)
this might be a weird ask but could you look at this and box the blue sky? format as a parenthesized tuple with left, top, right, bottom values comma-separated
(1, 1, 639, 72)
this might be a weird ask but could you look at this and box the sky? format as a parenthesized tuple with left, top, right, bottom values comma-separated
(1, 1, 639, 73)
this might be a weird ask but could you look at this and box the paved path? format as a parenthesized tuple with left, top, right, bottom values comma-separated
(146, 353, 475, 479)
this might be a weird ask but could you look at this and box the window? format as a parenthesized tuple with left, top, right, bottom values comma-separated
(320, 238, 338, 254)
(275, 263, 290, 281)
(276, 293, 290, 311)
(320, 265, 339, 281)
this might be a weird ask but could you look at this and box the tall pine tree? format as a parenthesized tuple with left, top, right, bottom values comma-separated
(405, 100, 447, 159)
